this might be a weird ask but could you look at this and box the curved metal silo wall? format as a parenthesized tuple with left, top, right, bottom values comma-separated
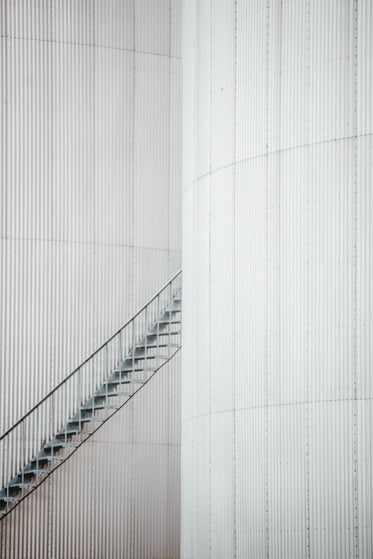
(0, 0, 181, 438)
(182, 1, 372, 557)
(0, 351, 181, 559)
(0, 0, 181, 555)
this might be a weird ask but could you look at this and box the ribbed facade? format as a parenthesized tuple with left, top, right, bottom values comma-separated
(0, 0, 181, 433)
(181, 1, 372, 558)
(0, 0, 181, 556)
(0, 351, 181, 559)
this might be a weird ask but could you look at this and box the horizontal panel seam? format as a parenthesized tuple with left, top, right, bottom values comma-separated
(182, 396, 373, 423)
(0, 237, 182, 252)
(183, 131, 373, 192)
(0, 34, 182, 59)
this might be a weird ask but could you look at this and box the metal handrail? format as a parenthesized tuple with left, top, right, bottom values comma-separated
(0, 269, 182, 441)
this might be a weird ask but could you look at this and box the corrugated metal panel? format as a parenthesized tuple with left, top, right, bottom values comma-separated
(182, 0, 372, 557)
(0, 0, 181, 555)
(0, 351, 181, 559)
(0, 0, 181, 432)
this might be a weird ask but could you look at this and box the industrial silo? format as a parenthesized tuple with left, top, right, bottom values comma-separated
(181, 1, 372, 557)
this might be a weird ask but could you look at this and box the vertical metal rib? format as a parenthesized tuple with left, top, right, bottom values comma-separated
(0, 271, 182, 520)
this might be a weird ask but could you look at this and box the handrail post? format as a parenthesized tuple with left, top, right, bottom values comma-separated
(36, 407, 40, 484)
(78, 367, 82, 441)
(145, 305, 148, 379)
(64, 382, 67, 456)
(51, 393, 54, 470)
(21, 422, 25, 497)
(92, 356, 95, 421)
(118, 330, 123, 405)
(156, 293, 160, 370)
(105, 344, 109, 417)
(6, 434, 9, 513)
(132, 318, 135, 395)
(169, 281, 172, 358)
(119, 329, 123, 364)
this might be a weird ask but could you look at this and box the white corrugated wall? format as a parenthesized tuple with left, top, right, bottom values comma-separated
(0, 0, 181, 438)
(0, 351, 181, 559)
(182, 0, 372, 558)
(0, 0, 181, 556)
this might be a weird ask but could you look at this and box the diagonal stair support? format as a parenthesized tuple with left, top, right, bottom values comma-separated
(0, 272, 182, 520)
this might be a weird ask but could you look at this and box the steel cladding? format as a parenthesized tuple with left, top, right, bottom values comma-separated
(1, 351, 181, 559)
(0, 0, 181, 557)
(181, 1, 372, 557)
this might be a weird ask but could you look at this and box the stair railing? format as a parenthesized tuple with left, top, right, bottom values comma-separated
(0, 270, 182, 515)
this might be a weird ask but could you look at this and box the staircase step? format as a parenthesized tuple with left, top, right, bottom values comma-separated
(80, 404, 118, 411)
(9, 482, 37, 490)
(126, 354, 169, 361)
(146, 330, 180, 337)
(120, 353, 168, 362)
(23, 468, 49, 477)
(104, 378, 145, 387)
(160, 312, 180, 319)
(45, 455, 65, 462)
(0, 276, 182, 519)
(55, 428, 79, 438)
(1, 497, 20, 503)
(44, 441, 78, 451)
(98, 390, 131, 399)
(30, 452, 62, 464)
(113, 366, 154, 373)
(135, 342, 180, 350)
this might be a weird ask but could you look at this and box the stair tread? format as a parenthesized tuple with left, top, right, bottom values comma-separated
(9, 482, 37, 490)
(81, 404, 118, 411)
(45, 441, 78, 449)
(23, 468, 49, 475)
(1, 496, 21, 503)
(104, 378, 145, 386)
(113, 366, 154, 373)
(0, 279, 182, 516)
(135, 342, 180, 349)
(147, 330, 180, 336)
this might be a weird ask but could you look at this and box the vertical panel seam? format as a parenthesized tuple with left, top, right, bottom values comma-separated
(47, 3, 56, 556)
(191, 0, 199, 559)
(208, 0, 212, 556)
(91, 1, 97, 554)
(232, 0, 238, 557)
(167, 0, 173, 277)
(352, 0, 359, 556)
(130, 10, 137, 549)
(276, 2, 283, 554)
(131, 0, 137, 313)
(264, 1, 270, 557)
(2, 3, 10, 548)
(4, 0, 10, 449)
(191, 4, 197, 556)
(167, 0, 173, 531)
(304, 0, 311, 557)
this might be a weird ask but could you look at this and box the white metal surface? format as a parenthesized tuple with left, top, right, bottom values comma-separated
(0, 350, 181, 559)
(0, 0, 181, 434)
(0, 272, 182, 521)
(0, 0, 181, 555)
(182, 1, 372, 557)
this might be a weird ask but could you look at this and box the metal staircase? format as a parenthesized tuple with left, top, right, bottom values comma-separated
(0, 271, 182, 520)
